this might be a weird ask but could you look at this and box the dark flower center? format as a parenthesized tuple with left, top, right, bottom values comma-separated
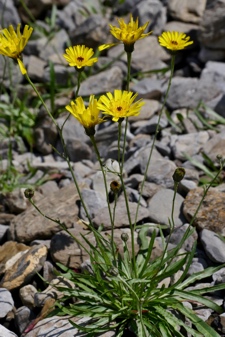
(77, 56, 84, 62)
(117, 106, 123, 111)
(171, 40, 178, 45)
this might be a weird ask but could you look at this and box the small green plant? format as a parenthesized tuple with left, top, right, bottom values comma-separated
(2, 17, 225, 337)
(0, 95, 37, 147)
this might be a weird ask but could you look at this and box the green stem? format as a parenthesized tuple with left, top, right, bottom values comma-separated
(89, 135, 116, 261)
(75, 70, 82, 98)
(135, 54, 176, 224)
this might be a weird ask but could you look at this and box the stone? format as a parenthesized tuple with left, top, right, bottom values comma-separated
(0, 288, 14, 318)
(200, 61, 225, 93)
(200, 229, 225, 263)
(15, 306, 32, 335)
(79, 188, 108, 221)
(0, 241, 30, 274)
(170, 131, 210, 161)
(8, 183, 80, 243)
(24, 316, 115, 337)
(133, 115, 168, 135)
(198, 0, 225, 49)
(131, 78, 163, 100)
(34, 276, 75, 307)
(69, 14, 109, 48)
(183, 187, 225, 235)
(133, 0, 167, 35)
(108, 36, 169, 72)
(39, 29, 70, 63)
(0, 0, 20, 27)
(168, 0, 206, 23)
(34, 115, 58, 155)
(148, 189, 186, 228)
(27, 56, 46, 82)
(78, 66, 123, 96)
(167, 223, 198, 252)
(50, 227, 96, 269)
(0, 244, 48, 290)
(129, 99, 160, 123)
(0, 324, 18, 337)
(20, 285, 37, 307)
(202, 133, 225, 161)
(166, 77, 221, 110)
(1, 188, 27, 214)
(92, 197, 150, 230)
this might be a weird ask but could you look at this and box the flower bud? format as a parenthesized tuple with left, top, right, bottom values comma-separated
(24, 188, 34, 199)
(172, 167, 185, 183)
(121, 232, 129, 242)
(110, 180, 121, 194)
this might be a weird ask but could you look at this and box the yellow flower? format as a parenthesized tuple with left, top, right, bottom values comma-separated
(0, 24, 33, 74)
(99, 14, 152, 52)
(158, 31, 193, 51)
(97, 90, 144, 122)
(65, 95, 104, 135)
(63, 45, 98, 69)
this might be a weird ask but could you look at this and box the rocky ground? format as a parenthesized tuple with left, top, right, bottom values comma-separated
(1, 0, 225, 336)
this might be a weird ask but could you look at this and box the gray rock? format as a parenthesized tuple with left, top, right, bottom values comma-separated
(134, 115, 168, 135)
(1, 188, 27, 214)
(170, 131, 210, 161)
(131, 78, 163, 100)
(108, 36, 169, 72)
(79, 188, 108, 220)
(69, 14, 109, 48)
(187, 257, 208, 276)
(166, 77, 221, 110)
(19, 285, 37, 307)
(34, 115, 58, 155)
(92, 197, 150, 230)
(168, 0, 206, 23)
(0, 288, 14, 318)
(200, 229, 225, 263)
(202, 132, 225, 161)
(8, 183, 79, 243)
(198, 0, 225, 49)
(78, 66, 123, 96)
(27, 56, 46, 82)
(0, 224, 8, 243)
(148, 189, 185, 228)
(39, 29, 69, 62)
(167, 223, 198, 252)
(133, 0, 167, 35)
(50, 228, 96, 269)
(24, 316, 115, 337)
(56, 0, 88, 32)
(0, 0, 20, 27)
(0, 324, 18, 337)
(66, 138, 92, 162)
(15, 306, 32, 335)
(200, 61, 225, 93)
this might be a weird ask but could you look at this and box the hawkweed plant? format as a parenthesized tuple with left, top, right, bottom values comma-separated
(2, 19, 225, 337)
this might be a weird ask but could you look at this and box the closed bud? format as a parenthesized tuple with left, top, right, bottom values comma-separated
(172, 167, 185, 183)
(121, 232, 129, 242)
(24, 188, 34, 199)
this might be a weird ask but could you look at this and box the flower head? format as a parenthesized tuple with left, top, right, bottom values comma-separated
(97, 90, 144, 122)
(99, 15, 152, 52)
(158, 31, 193, 51)
(0, 24, 33, 74)
(63, 45, 98, 69)
(65, 95, 104, 136)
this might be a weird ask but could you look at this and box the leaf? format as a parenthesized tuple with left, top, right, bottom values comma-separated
(173, 302, 221, 337)
(177, 264, 225, 290)
(172, 289, 223, 313)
